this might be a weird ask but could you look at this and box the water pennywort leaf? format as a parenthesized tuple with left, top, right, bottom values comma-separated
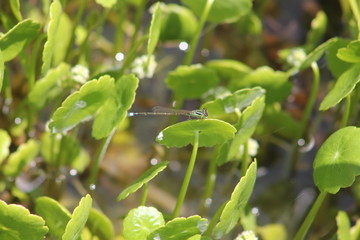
(117, 161, 169, 201)
(147, 215, 208, 240)
(337, 40, 360, 63)
(214, 161, 257, 239)
(156, 119, 236, 148)
(205, 59, 252, 81)
(0, 200, 48, 240)
(314, 126, 360, 194)
(319, 63, 360, 111)
(123, 206, 165, 240)
(86, 208, 114, 240)
(35, 197, 71, 238)
(62, 194, 92, 240)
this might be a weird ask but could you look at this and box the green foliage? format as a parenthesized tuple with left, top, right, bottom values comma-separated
(123, 206, 165, 240)
(52, 13, 72, 65)
(326, 38, 353, 78)
(156, 119, 236, 148)
(117, 161, 169, 201)
(0, 19, 40, 62)
(181, 0, 252, 23)
(10, 0, 22, 21)
(0, 199, 48, 240)
(0, 49, 3, 91)
(147, 2, 162, 62)
(147, 215, 208, 240)
(87, 208, 114, 240)
(337, 40, 360, 63)
(205, 59, 252, 81)
(95, 0, 117, 8)
(0, 129, 11, 163)
(313, 127, 360, 194)
(336, 211, 351, 240)
(214, 161, 257, 239)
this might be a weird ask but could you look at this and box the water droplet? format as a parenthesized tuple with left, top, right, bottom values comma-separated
(201, 48, 209, 57)
(251, 207, 260, 216)
(75, 100, 87, 108)
(297, 138, 305, 146)
(205, 198, 212, 207)
(169, 161, 181, 172)
(69, 169, 78, 176)
(150, 158, 158, 165)
(178, 41, 188, 51)
(89, 184, 96, 190)
(14, 117, 22, 125)
(115, 52, 125, 62)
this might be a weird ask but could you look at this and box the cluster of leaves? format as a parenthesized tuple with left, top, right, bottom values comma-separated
(1, 0, 360, 239)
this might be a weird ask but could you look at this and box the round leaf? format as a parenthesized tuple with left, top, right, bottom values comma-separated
(86, 208, 114, 240)
(181, 0, 252, 23)
(165, 64, 219, 99)
(313, 127, 360, 194)
(117, 161, 169, 201)
(0, 200, 48, 240)
(156, 119, 236, 148)
(147, 215, 208, 240)
(123, 206, 165, 240)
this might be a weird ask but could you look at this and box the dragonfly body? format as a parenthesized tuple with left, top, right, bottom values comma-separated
(128, 107, 208, 119)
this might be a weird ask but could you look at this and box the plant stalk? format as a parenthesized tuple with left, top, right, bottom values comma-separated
(172, 131, 199, 218)
(340, 95, 351, 128)
(349, 0, 360, 39)
(140, 183, 148, 206)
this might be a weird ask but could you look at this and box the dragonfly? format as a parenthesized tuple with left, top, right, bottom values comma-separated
(128, 106, 208, 119)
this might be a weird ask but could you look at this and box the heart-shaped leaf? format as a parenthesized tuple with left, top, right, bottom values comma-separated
(214, 161, 257, 239)
(86, 208, 114, 240)
(35, 197, 71, 238)
(156, 119, 236, 148)
(319, 63, 360, 111)
(337, 40, 360, 63)
(117, 161, 169, 201)
(123, 206, 165, 240)
(0, 129, 10, 164)
(147, 215, 208, 240)
(0, 200, 48, 240)
(165, 64, 219, 99)
(181, 0, 252, 23)
(313, 126, 360, 194)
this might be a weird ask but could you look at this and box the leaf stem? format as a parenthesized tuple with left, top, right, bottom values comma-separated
(340, 95, 351, 128)
(140, 183, 148, 206)
(88, 129, 116, 188)
(349, 0, 360, 38)
(294, 191, 327, 240)
(240, 141, 249, 177)
(172, 130, 199, 218)
(183, 0, 214, 65)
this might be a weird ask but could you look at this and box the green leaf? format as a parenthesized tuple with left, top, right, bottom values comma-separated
(156, 119, 236, 148)
(10, 0, 22, 21)
(92, 74, 139, 139)
(319, 63, 360, 111)
(229, 66, 291, 104)
(86, 208, 114, 240)
(148, 2, 162, 60)
(53, 13, 72, 65)
(28, 63, 70, 111)
(0, 48, 4, 91)
(41, 0, 62, 74)
(181, 0, 252, 23)
(62, 194, 92, 240)
(0, 200, 48, 240)
(351, 220, 360, 240)
(336, 211, 351, 240)
(147, 215, 208, 240)
(299, 37, 339, 70)
(49, 75, 115, 133)
(205, 59, 252, 81)
(35, 197, 71, 238)
(214, 161, 257, 239)
(165, 64, 220, 99)
(337, 40, 360, 63)
(304, 11, 327, 52)
(257, 224, 287, 240)
(3, 139, 39, 177)
(123, 206, 165, 240)
(0, 19, 40, 62)
(0, 129, 11, 164)
(326, 38, 353, 78)
(201, 87, 265, 117)
(95, 0, 117, 8)
(117, 161, 168, 201)
(313, 126, 360, 194)
(159, 4, 198, 42)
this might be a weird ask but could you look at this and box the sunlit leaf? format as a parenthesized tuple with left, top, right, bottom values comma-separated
(86, 208, 114, 240)
(0, 129, 10, 164)
(53, 13, 72, 65)
(337, 40, 360, 63)
(3, 139, 39, 177)
(351, 219, 360, 240)
(314, 126, 360, 194)
(41, 0, 62, 74)
(205, 59, 252, 81)
(0, 19, 40, 62)
(214, 161, 257, 239)
(10, 0, 22, 21)
(49, 75, 115, 133)
(165, 64, 220, 99)
(95, 0, 117, 8)
(181, 0, 252, 23)
(117, 161, 169, 201)
(147, 216, 208, 240)
(123, 206, 165, 240)
(0, 200, 48, 240)
(319, 63, 360, 111)
(234, 231, 258, 240)
(92, 74, 139, 139)
(257, 224, 287, 240)
(201, 87, 265, 117)
(28, 63, 70, 111)
(229, 66, 290, 104)
(62, 194, 92, 240)
(35, 197, 71, 238)
(159, 4, 198, 42)
(0, 49, 4, 91)
(336, 211, 351, 240)
(326, 38, 353, 78)
(148, 2, 162, 61)
(156, 119, 236, 148)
